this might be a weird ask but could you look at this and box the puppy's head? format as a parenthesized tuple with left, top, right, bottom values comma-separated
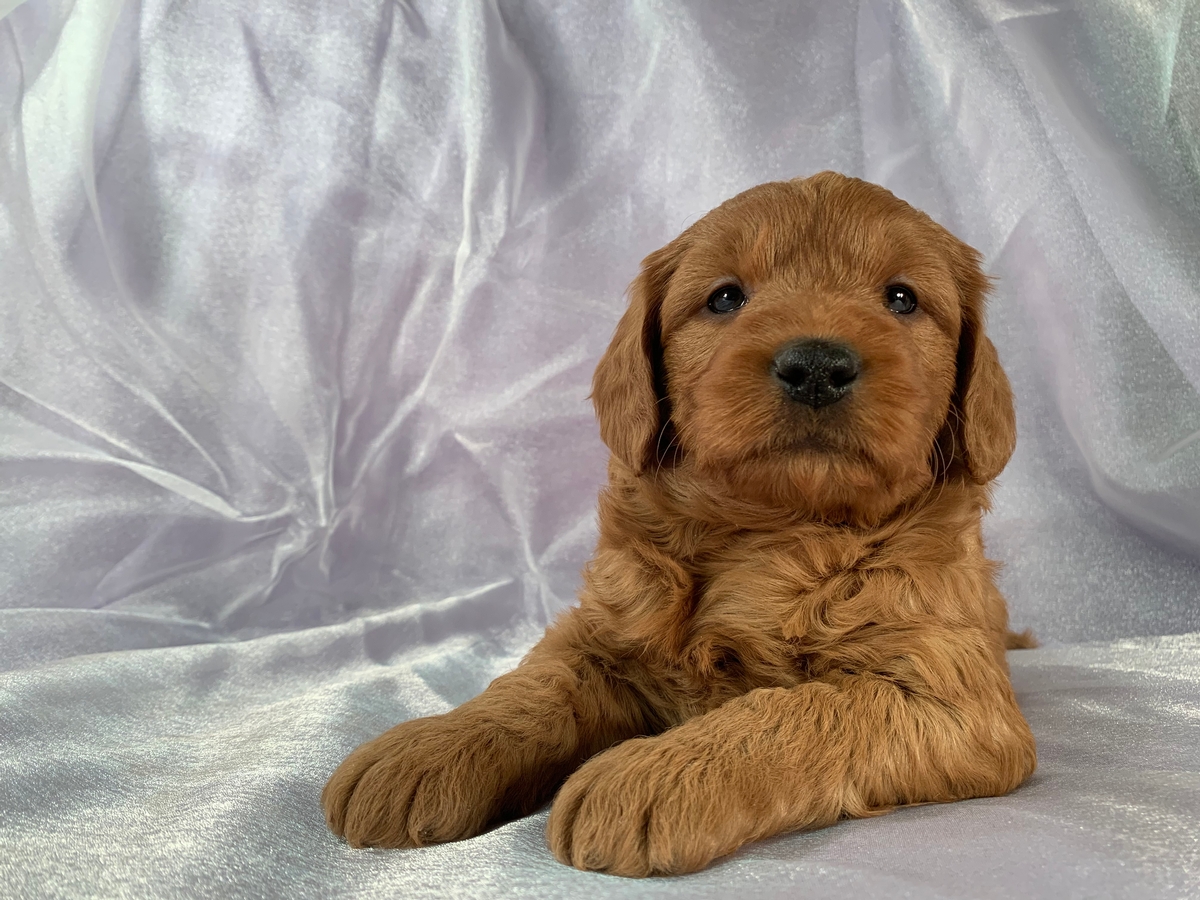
(592, 173, 1015, 523)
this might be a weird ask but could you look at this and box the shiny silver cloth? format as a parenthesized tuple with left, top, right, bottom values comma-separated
(1, 0, 1198, 897)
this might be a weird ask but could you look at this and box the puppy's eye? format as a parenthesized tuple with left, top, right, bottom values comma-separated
(707, 284, 747, 314)
(885, 284, 918, 314)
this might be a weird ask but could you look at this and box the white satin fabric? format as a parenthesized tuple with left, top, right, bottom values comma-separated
(1, 1, 1198, 897)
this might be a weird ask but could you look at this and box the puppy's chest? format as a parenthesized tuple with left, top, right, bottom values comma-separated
(667, 538, 870, 695)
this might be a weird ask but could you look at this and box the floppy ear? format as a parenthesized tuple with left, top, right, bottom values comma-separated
(591, 237, 688, 474)
(946, 247, 1017, 484)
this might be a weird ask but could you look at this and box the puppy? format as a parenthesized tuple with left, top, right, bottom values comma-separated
(322, 172, 1036, 877)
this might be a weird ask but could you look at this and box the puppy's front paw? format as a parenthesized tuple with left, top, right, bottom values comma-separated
(322, 714, 516, 848)
(547, 736, 749, 877)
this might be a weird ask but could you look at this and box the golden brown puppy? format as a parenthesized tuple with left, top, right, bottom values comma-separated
(322, 172, 1037, 877)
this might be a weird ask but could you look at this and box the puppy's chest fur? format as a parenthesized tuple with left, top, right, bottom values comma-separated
(581, 486, 996, 723)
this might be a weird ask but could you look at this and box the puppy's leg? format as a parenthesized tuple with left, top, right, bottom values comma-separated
(322, 612, 650, 848)
(547, 627, 1035, 876)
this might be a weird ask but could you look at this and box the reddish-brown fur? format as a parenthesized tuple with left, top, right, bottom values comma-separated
(321, 173, 1037, 876)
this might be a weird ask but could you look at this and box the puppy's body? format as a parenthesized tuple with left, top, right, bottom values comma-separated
(322, 174, 1036, 876)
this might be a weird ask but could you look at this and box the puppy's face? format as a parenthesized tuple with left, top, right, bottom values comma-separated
(594, 173, 1015, 524)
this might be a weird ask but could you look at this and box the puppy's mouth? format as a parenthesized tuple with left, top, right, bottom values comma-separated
(778, 433, 843, 454)
(771, 394, 864, 452)
(688, 383, 868, 469)
(735, 422, 872, 467)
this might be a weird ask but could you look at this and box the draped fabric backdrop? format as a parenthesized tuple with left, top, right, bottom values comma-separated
(1, 1, 1198, 897)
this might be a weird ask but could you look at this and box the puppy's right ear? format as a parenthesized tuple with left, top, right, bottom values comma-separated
(591, 237, 688, 475)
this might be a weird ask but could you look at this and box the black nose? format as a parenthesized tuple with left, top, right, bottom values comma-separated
(772, 339, 861, 408)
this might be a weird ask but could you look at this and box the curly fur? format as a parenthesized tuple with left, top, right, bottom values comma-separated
(321, 172, 1037, 877)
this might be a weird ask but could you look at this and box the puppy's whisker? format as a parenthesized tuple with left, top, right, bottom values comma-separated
(653, 429, 682, 478)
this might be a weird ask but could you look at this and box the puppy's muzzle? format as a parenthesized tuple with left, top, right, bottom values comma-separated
(772, 339, 861, 409)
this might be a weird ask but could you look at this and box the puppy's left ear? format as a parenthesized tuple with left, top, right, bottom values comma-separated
(591, 235, 689, 475)
(948, 245, 1016, 484)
